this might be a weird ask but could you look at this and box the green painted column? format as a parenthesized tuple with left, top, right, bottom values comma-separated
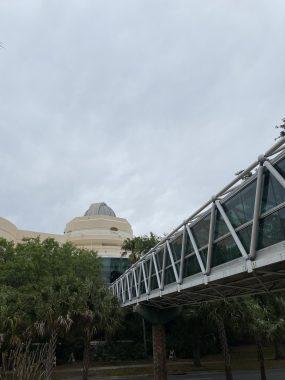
(134, 305, 182, 380)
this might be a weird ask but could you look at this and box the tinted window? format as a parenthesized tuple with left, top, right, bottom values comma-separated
(192, 213, 210, 248)
(212, 235, 241, 267)
(261, 168, 285, 214)
(258, 207, 285, 249)
(183, 255, 201, 277)
(223, 180, 256, 228)
(215, 209, 229, 239)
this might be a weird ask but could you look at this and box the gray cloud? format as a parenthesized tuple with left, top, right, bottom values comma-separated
(0, 0, 284, 236)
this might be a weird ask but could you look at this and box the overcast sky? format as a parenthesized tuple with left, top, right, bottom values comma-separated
(0, 0, 284, 236)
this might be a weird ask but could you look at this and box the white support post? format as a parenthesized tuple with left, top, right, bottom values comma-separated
(264, 160, 285, 189)
(249, 164, 264, 260)
(178, 227, 186, 284)
(126, 273, 132, 301)
(148, 257, 153, 294)
(206, 202, 216, 275)
(121, 278, 126, 304)
(166, 240, 179, 283)
(186, 224, 206, 274)
(141, 261, 149, 295)
(215, 200, 248, 258)
(133, 268, 139, 298)
(137, 263, 142, 297)
(160, 244, 167, 290)
(152, 252, 162, 289)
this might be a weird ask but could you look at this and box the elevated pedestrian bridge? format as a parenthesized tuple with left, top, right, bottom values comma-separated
(111, 138, 285, 308)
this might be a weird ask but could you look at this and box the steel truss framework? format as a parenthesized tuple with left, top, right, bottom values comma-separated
(110, 137, 285, 308)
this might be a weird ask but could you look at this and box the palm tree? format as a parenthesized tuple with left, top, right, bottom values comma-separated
(78, 283, 122, 380)
(261, 295, 285, 360)
(237, 297, 268, 380)
(183, 306, 208, 367)
(201, 300, 238, 380)
(32, 285, 73, 380)
(121, 233, 160, 264)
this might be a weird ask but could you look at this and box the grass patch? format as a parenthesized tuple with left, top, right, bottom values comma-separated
(54, 344, 285, 379)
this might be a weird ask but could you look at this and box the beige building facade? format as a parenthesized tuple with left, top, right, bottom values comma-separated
(0, 202, 133, 282)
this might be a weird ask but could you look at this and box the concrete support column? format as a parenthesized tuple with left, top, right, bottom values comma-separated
(133, 305, 182, 380)
(152, 323, 167, 380)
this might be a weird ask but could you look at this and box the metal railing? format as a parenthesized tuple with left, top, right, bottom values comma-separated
(110, 137, 285, 306)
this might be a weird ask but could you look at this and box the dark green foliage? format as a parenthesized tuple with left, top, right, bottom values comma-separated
(121, 232, 160, 263)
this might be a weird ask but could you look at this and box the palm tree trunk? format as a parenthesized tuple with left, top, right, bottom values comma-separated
(256, 336, 266, 380)
(45, 329, 57, 380)
(142, 317, 148, 358)
(216, 317, 233, 380)
(82, 324, 92, 380)
(192, 331, 201, 367)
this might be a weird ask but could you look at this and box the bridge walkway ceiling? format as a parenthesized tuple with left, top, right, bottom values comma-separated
(110, 138, 285, 308)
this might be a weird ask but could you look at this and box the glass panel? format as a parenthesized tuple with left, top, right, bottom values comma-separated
(261, 165, 285, 213)
(258, 207, 285, 249)
(184, 230, 194, 255)
(237, 225, 252, 252)
(215, 209, 229, 239)
(156, 249, 164, 271)
(150, 274, 159, 290)
(183, 254, 201, 277)
(223, 180, 256, 228)
(212, 235, 241, 267)
(192, 213, 210, 248)
(140, 279, 146, 294)
(164, 266, 176, 285)
(276, 157, 285, 177)
(170, 234, 183, 262)
(101, 257, 130, 284)
(199, 248, 208, 266)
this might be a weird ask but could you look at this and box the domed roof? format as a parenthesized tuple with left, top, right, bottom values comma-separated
(84, 202, 116, 217)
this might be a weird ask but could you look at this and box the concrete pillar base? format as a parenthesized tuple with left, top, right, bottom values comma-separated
(134, 304, 182, 380)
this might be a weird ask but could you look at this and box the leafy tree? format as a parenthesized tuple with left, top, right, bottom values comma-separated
(0, 237, 108, 380)
(201, 300, 238, 380)
(77, 283, 122, 380)
(121, 232, 160, 264)
(237, 297, 268, 380)
(275, 117, 285, 140)
(261, 295, 285, 360)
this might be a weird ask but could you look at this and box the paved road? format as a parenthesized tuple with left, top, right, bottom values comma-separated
(94, 368, 285, 380)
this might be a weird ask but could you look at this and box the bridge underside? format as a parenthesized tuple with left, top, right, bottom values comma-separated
(135, 242, 285, 308)
(123, 241, 285, 309)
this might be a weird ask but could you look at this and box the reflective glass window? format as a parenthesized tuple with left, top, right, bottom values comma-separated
(150, 274, 159, 290)
(164, 266, 176, 285)
(261, 162, 285, 214)
(223, 180, 256, 228)
(183, 254, 201, 277)
(237, 225, 252, 252)
(101, 257, 130, 284)
(200, 248, 208, 266)
(192, 213, 210, 248)
(215, 210, 228, 239)
(258, 207, 285, 249)
(212, 235, 241, 267)
(184, 230, 194, 255)
(156, 248, 164, 271)
(276, 157, 285, 177)
(170, 234, 183, 262)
